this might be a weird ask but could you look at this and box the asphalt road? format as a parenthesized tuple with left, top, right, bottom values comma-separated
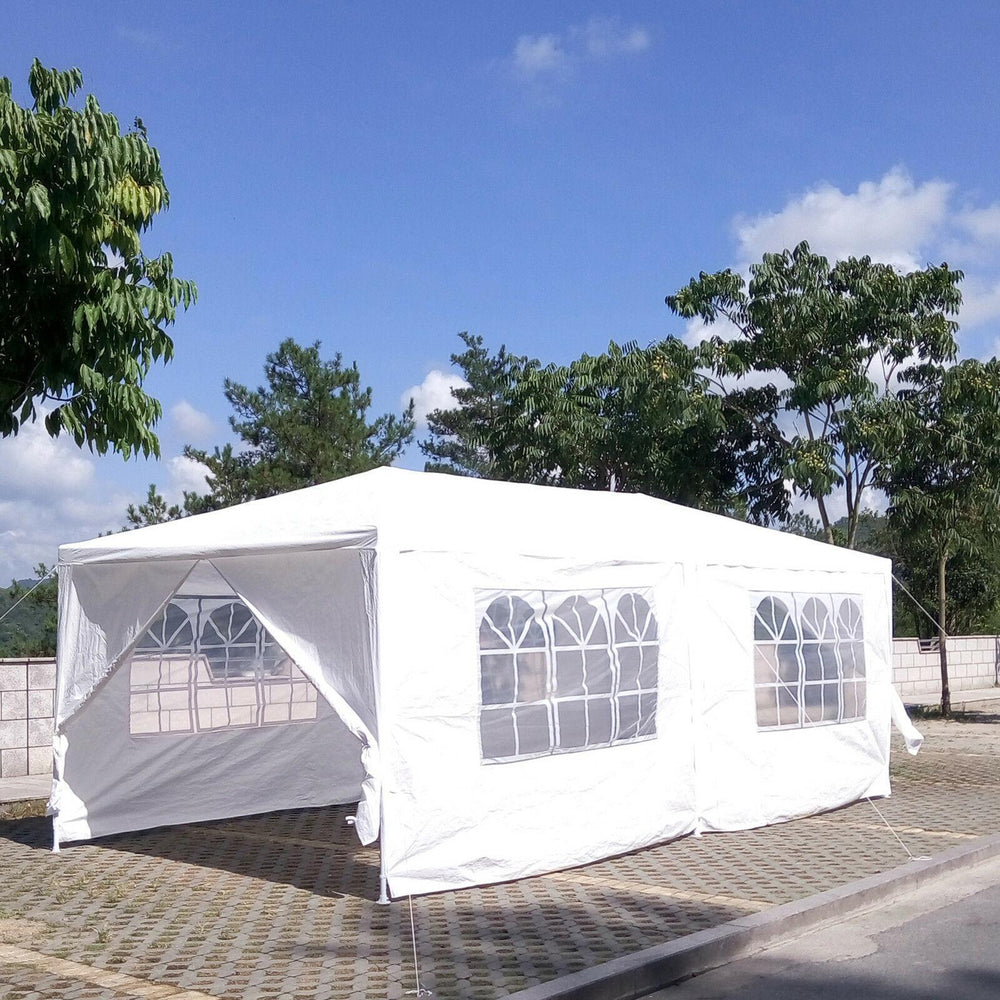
(654, 854, 1000, 1000)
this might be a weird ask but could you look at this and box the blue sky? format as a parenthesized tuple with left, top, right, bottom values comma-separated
(3, 2, 1000, 578)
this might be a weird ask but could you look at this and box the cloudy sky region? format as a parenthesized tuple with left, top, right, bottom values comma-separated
(3, 2, 1000, 580)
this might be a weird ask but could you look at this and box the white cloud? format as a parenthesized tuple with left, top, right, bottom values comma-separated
(513, 34, 567, 80)
(507, 16, 649, 89)
(170, 400, 215, 442)
(0, 414, 94, 500)
(735, 167, 952, 272)
(958, 203, 1000, 243)
(679, 315, 738, 348)
(572, 17, 650, 59)
(690, 165, 1000, 351)
(402, 370, 469, 427)
(165, 455, 211, 498)
(0, 416, 127, 581)
(956, 278, 1000, 331)
(0, 409, 217, 581)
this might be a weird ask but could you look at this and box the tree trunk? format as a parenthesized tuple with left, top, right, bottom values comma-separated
(816, 494, 834, 545)
(938, 550, 951, 717)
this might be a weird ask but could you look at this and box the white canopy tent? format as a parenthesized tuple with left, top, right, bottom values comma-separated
(53, 467, 919, 897)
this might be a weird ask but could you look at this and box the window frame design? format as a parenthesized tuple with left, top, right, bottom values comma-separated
(129, 595, 318, 737)
(477, 588, 659, 764)
(752, 591, 867, 732)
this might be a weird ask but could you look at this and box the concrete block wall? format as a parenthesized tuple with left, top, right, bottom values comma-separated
(891, 635, 1000, 697)
(0, 641, 995, 779)
(0, 658, 55, 778)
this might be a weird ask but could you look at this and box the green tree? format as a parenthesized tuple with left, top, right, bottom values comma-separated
(0, 564, 57, 657)
(780, 510, 824, 540)
(0, 60, 196, 457)
(667, 241, 963, 547)
(877, 359, 1000, 714)
(461, 337, 786, 523)
(124, 484, 183, 528)
(186, 338, 415, 508)
(887, 521, 1000, 640)
(421, 332, 524, 478)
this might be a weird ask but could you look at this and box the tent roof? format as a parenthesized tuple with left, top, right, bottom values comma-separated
(59, 467, 889, 574)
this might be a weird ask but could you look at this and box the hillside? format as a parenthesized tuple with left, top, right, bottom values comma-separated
(0, 577, 57, 658)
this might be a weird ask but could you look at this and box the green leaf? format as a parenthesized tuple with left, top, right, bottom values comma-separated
(26, 180, 49, 219)
(0, 60, 196, 459)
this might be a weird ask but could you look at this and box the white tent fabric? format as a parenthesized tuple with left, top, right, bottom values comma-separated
(53, 467, 917, 897)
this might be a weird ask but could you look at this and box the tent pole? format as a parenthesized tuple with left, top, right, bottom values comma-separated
(377, 798, 390, 905)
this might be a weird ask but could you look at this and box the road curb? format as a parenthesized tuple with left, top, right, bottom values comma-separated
(504, 831, 1000, 1000)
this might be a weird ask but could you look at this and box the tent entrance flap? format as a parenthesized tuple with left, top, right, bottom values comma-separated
(53, 549, 380, 846)
(210, 549, 382, 842)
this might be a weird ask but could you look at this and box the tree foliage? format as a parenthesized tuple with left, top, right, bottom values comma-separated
(421, 333, 787, 523)
(0, 60, 196, 457)
(421, 332, 523, 478)
(124, 484, 184, 528)
(887, 522, 1000, 639)
(186, 338, 415, 509)
(667, 241, 963, 546)
(0, 564, 57, 657)
(876, 359, 1000, 712)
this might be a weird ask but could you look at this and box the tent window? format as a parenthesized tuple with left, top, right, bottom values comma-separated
(129, 596, 318, 736)
(752, 593, 867, 731)
(837, 598, 867, 722)
(478, 589, 659, 763)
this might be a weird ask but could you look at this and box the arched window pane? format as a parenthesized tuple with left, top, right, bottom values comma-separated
(615, 593, 657, 643)
(130, 595, 316, 736)
(201, 602, 259, 679)
(753, 592, 866, 732)
(136, 602, 193, 651)
(755, 597, 796, 641)
(837, 599, 864, 640)
(553, 595, 605, 647)
(801, 598, 833, 640)
(477, 588, 659, 762)
(480, 596, 546, 649)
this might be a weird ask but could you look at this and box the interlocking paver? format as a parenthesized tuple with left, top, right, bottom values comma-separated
(0, 709, 997, 999)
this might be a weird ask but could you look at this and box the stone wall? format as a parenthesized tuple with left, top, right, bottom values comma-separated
(0, 658, 55, 778)
(891, 635, 1000, 698)
(1, 641, 997, 781)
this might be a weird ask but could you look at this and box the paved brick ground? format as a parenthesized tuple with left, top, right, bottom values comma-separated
(0, 710, 996, 1000)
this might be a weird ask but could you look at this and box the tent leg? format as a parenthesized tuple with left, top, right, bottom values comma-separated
(377, 795, 390, 904)
(51, 825, 60, 855)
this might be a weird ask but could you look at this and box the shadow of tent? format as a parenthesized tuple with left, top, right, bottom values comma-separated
(6, 804, 382, 902)
(0, 814, 51, 850)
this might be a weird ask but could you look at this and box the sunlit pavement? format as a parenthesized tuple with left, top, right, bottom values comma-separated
(0, 709, 996, 1000)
